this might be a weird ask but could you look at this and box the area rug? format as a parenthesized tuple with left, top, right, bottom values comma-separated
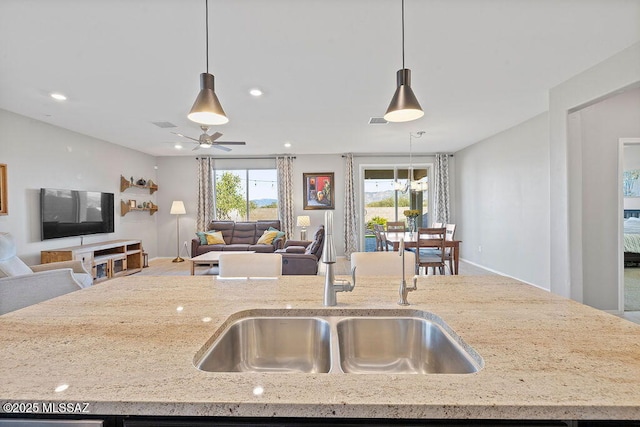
(624, 268, 640, 311)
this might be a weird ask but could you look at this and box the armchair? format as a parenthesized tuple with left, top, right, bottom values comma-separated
(276, 225, 324, 275)
(0, 233, 90, 315)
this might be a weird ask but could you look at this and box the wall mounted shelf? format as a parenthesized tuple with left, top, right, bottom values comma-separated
(120, 175, 158, 194)
(121, 200, 158, 216)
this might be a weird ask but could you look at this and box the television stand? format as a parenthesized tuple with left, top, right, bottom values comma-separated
(41, 239, 143, 284)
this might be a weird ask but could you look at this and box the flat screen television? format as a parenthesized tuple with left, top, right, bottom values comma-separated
(40, 188, 115, 240)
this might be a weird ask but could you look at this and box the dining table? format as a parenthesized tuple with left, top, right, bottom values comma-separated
(384, 231, 461, 275)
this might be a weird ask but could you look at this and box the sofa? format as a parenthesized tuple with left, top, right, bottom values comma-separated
(276, 225, 324, 275)
(191, 220, 285, 257)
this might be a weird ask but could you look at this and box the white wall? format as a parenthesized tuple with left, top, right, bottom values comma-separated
(568, 87, 640, 310)
(153, 153, 450, 258)
(0, 108, 159, 264)
(454, 113, 551, 288)
(154, 154, 348, 257)
(549, 42, 640, 301)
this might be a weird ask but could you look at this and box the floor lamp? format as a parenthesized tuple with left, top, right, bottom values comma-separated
(170, 201, 186, 263)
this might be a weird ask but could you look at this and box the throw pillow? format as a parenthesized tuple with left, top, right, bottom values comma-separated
(268, 226, 286, 241)
(205, 231, 226, 245)
(257, 230, 279, 245)
(195, 231, 208, 245)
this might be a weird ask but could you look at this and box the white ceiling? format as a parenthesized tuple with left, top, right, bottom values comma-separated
(1, 0, 639, 157)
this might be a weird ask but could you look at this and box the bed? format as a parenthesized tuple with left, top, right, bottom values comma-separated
(624, 210, 640, 266)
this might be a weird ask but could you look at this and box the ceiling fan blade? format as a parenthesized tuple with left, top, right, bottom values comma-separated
(208, 132, 223, 142)
(171, 131, 200, 143)
(191, 144, 201, 151)
(214, 141, 246, 145)
(213, 144, 232, 152)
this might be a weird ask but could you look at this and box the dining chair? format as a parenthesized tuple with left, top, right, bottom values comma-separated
(218, 253, 282, 278)
(351, 251, 416, 277)
(373, 224, 391, 251)
(386, 221, 406, 232)
(415, 227, 446, 275)
(443, 223, 457, 273)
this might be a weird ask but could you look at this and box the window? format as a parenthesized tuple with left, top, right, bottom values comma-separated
(363, 166, 429, 251)
(213, 169, 278, 221)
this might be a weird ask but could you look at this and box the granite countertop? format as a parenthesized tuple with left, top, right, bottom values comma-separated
(0, 274, 639, 420)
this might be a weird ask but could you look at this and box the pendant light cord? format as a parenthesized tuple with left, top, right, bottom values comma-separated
(205, 0, 209, 73)
(401, 0, 405, 69)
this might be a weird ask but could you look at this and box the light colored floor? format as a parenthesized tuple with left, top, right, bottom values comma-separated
(138, 256, 496, 277)
(138, 257, 640, 325)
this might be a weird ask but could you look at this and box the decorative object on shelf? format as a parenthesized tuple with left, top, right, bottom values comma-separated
(296, 215, 311, 240)
(0, 164, 7, 215)
(136, 178, 147, 186)
(120, 175, 158, 194)
(404, 209, 420, 234)
(383, 0, 424, 123)
(170, 200, 187, 263)
(303, 172, 334, 210)
(187, 0, 229, 125)
(120, 200, 158, 216)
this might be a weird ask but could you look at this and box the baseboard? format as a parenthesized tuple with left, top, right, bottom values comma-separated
(460, 258, 549, 291)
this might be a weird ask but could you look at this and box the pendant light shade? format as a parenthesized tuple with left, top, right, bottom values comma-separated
(384, 0, 424, 123)
(384, 69, 424, 122)
(188, 73, 228, 125)
(188, 0, 229, 126)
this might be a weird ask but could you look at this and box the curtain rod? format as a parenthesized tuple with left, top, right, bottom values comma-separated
(195, 156, 296, 160)
(341, 153, 453, 158)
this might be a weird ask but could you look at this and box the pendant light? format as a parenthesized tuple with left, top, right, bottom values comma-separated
(188, 0, 229, 125)
(384, 0, 424, 123)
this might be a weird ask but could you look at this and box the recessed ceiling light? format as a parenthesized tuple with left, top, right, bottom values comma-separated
(50, 93, 67, 101)
(249, 88, 263, 97)
(284, 142, 291, 148)
(174, 143, 183, 149)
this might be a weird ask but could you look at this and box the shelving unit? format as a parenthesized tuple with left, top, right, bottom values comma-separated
(120, 200, 158, 216)
(120, 175, 158, 194)
(41, 239, 143, 284)
(120, 174, 158, 216)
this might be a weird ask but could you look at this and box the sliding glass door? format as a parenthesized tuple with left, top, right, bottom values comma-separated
(362, 166, 430, 251)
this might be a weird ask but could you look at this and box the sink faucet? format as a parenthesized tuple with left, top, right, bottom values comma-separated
(322, 211, 355, 306)
(398, 238, 417, 306)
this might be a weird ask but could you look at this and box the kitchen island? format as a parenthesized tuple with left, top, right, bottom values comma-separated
(0, 274, 639, 425)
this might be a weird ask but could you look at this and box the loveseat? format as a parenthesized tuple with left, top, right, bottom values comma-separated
(191, 220, 285, 257)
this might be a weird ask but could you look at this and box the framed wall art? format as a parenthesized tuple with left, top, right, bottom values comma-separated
(303, 172, 334, 210)
(0, 164, 7, 215)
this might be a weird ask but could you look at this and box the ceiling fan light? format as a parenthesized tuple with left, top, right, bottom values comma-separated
(188, 73, 229, 125)
(384, 69, 424, 123)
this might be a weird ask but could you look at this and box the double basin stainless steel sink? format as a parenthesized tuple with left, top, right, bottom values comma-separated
(194, 309, 483, 374)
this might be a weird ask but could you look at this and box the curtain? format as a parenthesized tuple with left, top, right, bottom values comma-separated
(433, 154, 450, 224)
(276, 156, 295, 239)
(343, 153, 358, 259)
(196, 157, 214, 232)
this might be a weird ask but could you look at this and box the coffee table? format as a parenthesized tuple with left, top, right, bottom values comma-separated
(190, 251, 255, 275)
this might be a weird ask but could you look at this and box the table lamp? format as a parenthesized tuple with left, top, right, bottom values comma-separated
(170, 201, 186, 262)
(296, 215, 311, 240)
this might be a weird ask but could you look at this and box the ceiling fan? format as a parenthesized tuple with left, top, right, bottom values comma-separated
(171, 125, 246, 151)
